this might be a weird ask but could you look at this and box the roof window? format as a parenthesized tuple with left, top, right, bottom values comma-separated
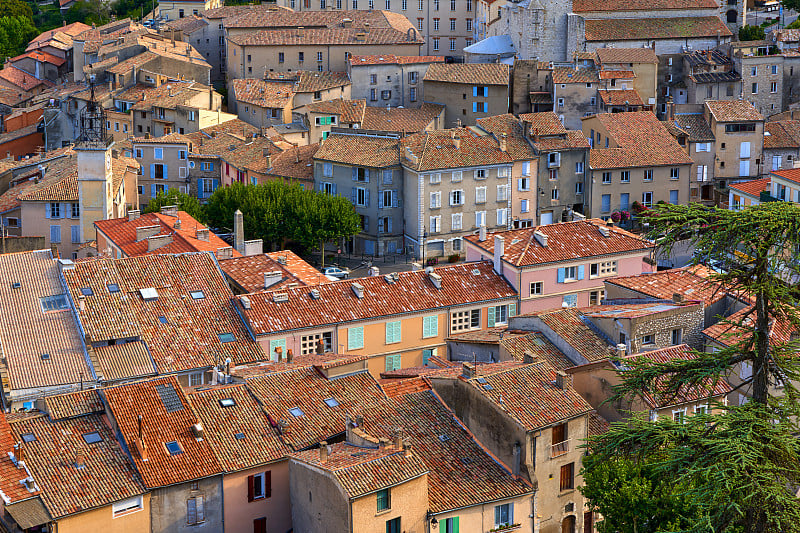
(11, 282, 21, 289)
(219, 398, 236, 408)
(323, 397, 339, 408)
(82, 432, 102, 444)
(80, 287, 93, 296)
(158, 316, 168, 324)
(190, 290, 205, 300)
(165, 441, 183, 456)
(234, 432, 246, 440)
(139, 287, 158, 300)
(288, 407, 304, 417)
(218, 332, 236, 343)
(483, 384, 494, 391)
(40, 294, 69, 312)
(438, 434, 450, 442)
(20, 433, 36, 443)
(40, 353, 51, 361)
(107, 283, 120, 293)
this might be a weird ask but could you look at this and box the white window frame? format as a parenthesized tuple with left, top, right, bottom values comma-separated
(113, 495, 143, 518)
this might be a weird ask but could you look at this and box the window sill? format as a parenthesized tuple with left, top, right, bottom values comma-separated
(375, 509, 393, 517)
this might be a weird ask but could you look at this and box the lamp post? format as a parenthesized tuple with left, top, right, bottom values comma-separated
(421, 228, 428, 265)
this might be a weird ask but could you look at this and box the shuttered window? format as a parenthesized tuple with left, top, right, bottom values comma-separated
(422, 316, 438, 338)
(385, 321, 401, 344)
(348, 326, 364, 350)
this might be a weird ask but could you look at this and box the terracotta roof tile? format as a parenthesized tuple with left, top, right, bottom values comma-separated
(595, 47, 659, 64)
(598, 89, 644, 106)
(588, 111, 693, 169)
(0, 65, 54, 92)
(583, 300, 702, 319)
(0, 179, 35, 214)
(772, 167, 800, 185)
(551, 67, 599, 84)
(94, 211, 239, 258)
(229, 26, 422, 46)
(465, 219, 652, 267)
(585, 17, 732, 42)
(729, 177, 770, 197)
(0, 250, 91, 392)
(360, 103, 445, 134)
(165, 15, 209, 34)
(314, 133, 400, 167)
(598, 69, 636, 80)
(42, 389, 104, 420)
(349, 54, 444, 66)
(358, 392, 533, 513)
(423, 62, 509, 85)
(0, 411, 40, 503)
(187, 384, 289, 472)
(9, 51, 65, 67)
(63, 253, 264, 375)
(673, 113, 715, 142)
(218, 250, 329, 293)
(574, 0, 718, 11)
(237, 262, 516, 335)
(500, 332, 576, 370)
(703, 306, 793, 348)
(475, 114, 537, 161)
(764, 121, 800, 149)
(305, 98, 366, 123)
(524, 308, 615, 362)
(203, 4, 291, 19)
(400, 127, 513, 171)
(232, 78, 294, 109)
(10, 414, 145, 519)
(291, 443, 428, 498)
(104, 376, 222, 487)
(705, 99, 764, 122)
(380, 376, 433, 397)
(264, 144, 319, 182)
(91, 340, 157, 382)
(264, 71, 351, 93)
(607, 265, 737, 307)
(16, 154, 79, 202)
(245, 366, 388, 451)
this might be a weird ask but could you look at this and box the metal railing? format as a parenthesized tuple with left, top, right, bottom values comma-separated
(551, 439, 570, 458)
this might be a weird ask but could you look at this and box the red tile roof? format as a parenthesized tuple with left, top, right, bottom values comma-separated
(263, 144, 319, 182)
(358, 391, 533, 513)
(291, 442, 428, 498)
(588, 410, 610, 436)
(350, 54, 444, 66)
(0, 411, 40, 503)
(729, 177, 770, 197)
(598, 89, 644, 106)
(91, 340, 157, 382)
(244, 365, 388, 451)
(10, 414, 146, 518)
(380, 376, 433, 397)
(524, 308, 615, 362)
(500, 332, 576, 370)
(423, 62, 510, 85)
(585, 16, 732, 42)
(771, 167, 800, 185)
(474, 114, 538, 161)
(232, 78, 294, 109)
(703, 306, 793, 348)
(705, 100, 764, 122)
(551, 67, 599, 84)
(236, 262, 516, 335)
(42, 389, 104, 420)
(314, 132, 400, 167)
(95, 211, 240, 258)
(218, 250, 329, 293)
(264, 70, 351, 93)
(595, 47, 659, 64)
(574, 0, 718, 11)
(764, 121, 800, 149)
(465, 219, 652, 268)
(104, 376, 222, 488)
(607, 265, 740, 307)
(0, 65, 54, 92)
(598, 69, 635, 80)
(400, 127, 513, 171)
(63, 253, 265, 376)
(187, 384, 289, 472)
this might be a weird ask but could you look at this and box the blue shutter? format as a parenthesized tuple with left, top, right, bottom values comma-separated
(71, 225, 80, 243)
(164, 164, 168, 180)
(150, 164, 155, 179)
(495, 506, 500, 525)
(351, 187, 357, 203)
(473, 86, 478, 97)
(423, 349, 433, 366)
(198, 178, 204, 198)
(332, 183, 337, 195)
(392, 190, 398, 208)
(601, 194, 611, 213)
(211, 179, 218, 192)
(488, 306, 496, 328)
(620, 193, 630, 211)
(508, 303, 516, 317)
(365, 189, 370, 207)
(472, 102, 478, 113)
(387, 217, 392, 232)
(45, 204, 51, 219)
(352, 167, 358, 181)
(557, 268, 565, 283)
(49, 225, 60, 243)
(378, 192, 384, 209)
(209, 163, 214, 171)
(670, 190, 679, 204)
(363, 216, 369, 231)
(577, 265, 585, 280)
(365, 169, 370, 183)
(509, 503, 514, 525)
(151, 184, 157, 198)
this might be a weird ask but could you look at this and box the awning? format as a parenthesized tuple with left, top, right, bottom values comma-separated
(5, 497, 51, 530)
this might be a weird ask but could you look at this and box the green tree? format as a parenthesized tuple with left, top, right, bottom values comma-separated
(0, 16, 38, 60)
(143, 188, 206, 222)
(64, 0, 109, 26)
(739, 24, 766, 41)
(0, 0, 33, 21)
(583, 201, 800, 533)
(787, 17, 800, 29)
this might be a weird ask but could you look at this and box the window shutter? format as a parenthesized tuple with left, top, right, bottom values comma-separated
(247, 475, 255, 502)
(392, 191, 398, 208)
(365, 189, 370, 207)
(150, 163, 155, 179)
(332, 183, 337, 195)
(352, 167, 358, 181)
(508, 303, 516, 317)
(509, 503, 514, 524)
(50, 225, 60, 244)
(472, 102, 477, 113)
(71, 225, 80, 244)
(319, 181, 325, 191)
(363, 216, 369, 231)
(198, 178, 204, 198)
(495, 506, 501, 526)
(45, 205, 50, 219)
(385, 354, 394, 371)
(577, 265, 585, 280)
(365, 169, 370, 183)
(265, 471, 271, 498)
(378, 193, 384, 209)
(351, 187, 357, 203)
(164, 164, 169, 180)
(196, 496, 204, 522)
(557, 267, 565, 283)
(187, 498, 197, 525)
(254, 518, 267, 533)
(387, 217, 393, 232)
(453, 516, 459, 533)
(488, 306, 496, 327)
(151, 184, 157, 198)
(473, 86, 478, 97)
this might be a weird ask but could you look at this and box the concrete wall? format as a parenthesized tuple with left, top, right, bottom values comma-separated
(150, 476, 223, 533)
(289, 460, 350, 533)
(223, 461, 292, 533)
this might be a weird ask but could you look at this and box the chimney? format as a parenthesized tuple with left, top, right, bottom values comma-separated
(287, 349, 294, 363)
(160, 205, 178, 217)
(148, 234, 173, 251)
(493, 235, 505, 275)
(533, 230, 548, 247)
(364, 22, 370, 32)
(404, 442, 413, 458)
(137, 415, 148, 461)
(136, 225, 161, 241)
(479, 225, 487, 241)
(453, 135, 461, 149)
(128, 209, 140, 220)
(145, 132, 151, 139)
(498, 133, 507, 152)
(174, 217, 182, 230)
(428, 271, 442, 289)
(616, 343, 627, 358)
(316, 339, 325, 354)
(78, 294, 85, 312)
(74, 451, 86, 469)
(393, 429, 403, 449)
(196, 228, 210, 242)
(672, 292, 684, 303)
(461, 361, 477, 379)
(411, 262, 422, 271)
(319, 441, 328, 462)
(14, 442, 23, 465)
(351, 282, 365, 299)
(555, 371, 573, 390)
(598, 225, 611, 237)
(240, 296, 251, 310)
(523, 351, 535, 363)
(234, 209, 244, 254)
(264, 271, 283, 289)
(342, 18, 353, 27)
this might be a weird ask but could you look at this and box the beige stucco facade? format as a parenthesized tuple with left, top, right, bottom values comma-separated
(54, 494, 151, 533)
(422, 80, 508, 128)
(223, 461, 291, 533)
(159, 0, 222, 21)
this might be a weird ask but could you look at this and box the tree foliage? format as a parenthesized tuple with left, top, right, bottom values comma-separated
(143, 188, 206, 223)
(110, 0, 158, 22)
(0, 0, 32, 21)
(739, 24, 766, 41)
(583, 201, 800, 533)
(0, 16, 38, 61)
(203, 181, 360, 254)
(63, 0, 109, 26)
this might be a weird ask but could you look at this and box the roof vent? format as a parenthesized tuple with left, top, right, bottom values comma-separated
(276, 255, 287, 265)
(598, 225, 611, 237)
(273, 292, 289, 303)
(139, 287, 158, 300)
(240, 296, 251, 310)
(428, 272, 442, 289)
(351, 282, 365, 299)
(191, 422, 204, 439)
(310, 288, 320, 299)
(534, 230, 548, 247)
(384, 274, 395, 284)
(472, 268, 480, 275)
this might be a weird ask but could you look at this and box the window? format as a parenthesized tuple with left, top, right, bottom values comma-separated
(451, 213, 462, 230)
(450, 190, 463, 206)
(670, 167, 680, 180)
(417, 18, 424, 30)
(386, 517, 401, 533)
(450, 18, 456, 30)
(48, 203, 61, 218)
(497, 208, 508, 226)
(725, 123, 756, 133)
(187, 496, 205, 525)
(602, 172, 611, 184)
(166, 441, 183, 455)
(433, 38, 440, 50)
(642, 191, 653, 207)
(386, 321, 402, 344)
(430, 191, 441, 208)
(430, 215, 441, 232)
(451, 309, 481, 331)
(475, 210, 486, 227)
(348, 326, 364, 350)
(50, 225, 61, 244)
(771, 81, 778, 93)
(154, 148, 163, 160)
(410, 87, 418, 102)
(317, 51, 323, 62)
(385, 354, 402, 371)
(751, 66, 757, 76)
(673, 409, 687, 424)
(497, 184, 509, 201)
(560, 462, 575, 491)
(444, 517, 460, 533)
(375, 488, 391, 512)
(530, 281, 542, 296)
(248, 472, 270, 501)
(589, 289, 604, 305)
(433, 18, 440, 30)
(430, 173, 442, 184)
(466, 18, 472, 30)
(113, 496, 143, 518)
(489, 304, 509, 326)
(550, 189, 559, 201)
(422, 315, 438, 338)
(449, 38, 457, 51)
(671, 328, 683, 345)
(518, 177, 530, 191)
(589, 261, 616, 278)
(752, 82, 758, 94)
(575, 161, 584, 174)
(670, 189, 679, 204)
(354, 187, 368, 207)
(575, 182, 583, 195)
(475, 169, 486, 179)
(549, 169, 558, 181)
(494, 503, 513, 527)
(601, 194, 611, 213)
(451, 171, 462, 182)
(300, 332, 332, 354)
(642, 334, 655, 345)
(40, 294, 69, 313)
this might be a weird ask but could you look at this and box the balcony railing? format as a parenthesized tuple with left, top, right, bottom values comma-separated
(551, 439, 570, 458)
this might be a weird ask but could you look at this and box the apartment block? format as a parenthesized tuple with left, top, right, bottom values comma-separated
(348, 54, 443, 107)
(422, 63, 510, 128)
(704, 99, 764, 193)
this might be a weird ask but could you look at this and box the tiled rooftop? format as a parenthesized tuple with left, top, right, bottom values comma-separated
(218, 250, 327, 293)
(315, 133, 400, 167)
(595, 47, 658, 64)
(349, 54, 444, 66)
(94, 211, 239, 258)
(104, 376, 222, 488)
(236, 262, 516, 335)
(10, 414, 145, 518)
(0, 250, 91, 393)
(500, 332, 576, 371)
(0, 411, 40, 503)
(729, 177, 770, 197)
(263, 143, 319, 182)
(598, 89, 644, 106)
(400, 127, 513, 171)
(63, 253, 264, 376)
(585, 16, 732, 42)
(264, 70, 351, 93)
(42, 389, 104, 421)
(524, 308, 615, 362)
(703, 306, 793, 348)
(582, 300, 702, 319)
(464, 219, 652, 267)
(187, 384, 288, 472)
(232, 78, 294, 109)
(574, 0, 718, 11)
(291, 443, 428, 499)
(765, 121, 800, 149)
(423, 63, 510, 85)
(705, 100, 764, 123)
(475, 114, 538, 161)
(772, 167, 800, 185)
(0, 65, 54, 91)
(607, 265, 738, 307)
(673, 113, 715, 142)
(551, 66, 599, 84)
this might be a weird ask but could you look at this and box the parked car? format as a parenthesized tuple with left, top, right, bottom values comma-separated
(321, 266, 350, 279)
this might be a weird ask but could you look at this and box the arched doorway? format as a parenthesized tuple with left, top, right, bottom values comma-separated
(562, 515, 576, 533)
(727, 9, 738, 22)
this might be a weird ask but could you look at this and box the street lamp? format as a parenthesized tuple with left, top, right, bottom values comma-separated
(421, 228, 428, 265)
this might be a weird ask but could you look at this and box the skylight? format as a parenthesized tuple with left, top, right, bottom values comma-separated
(165, 441, 183, 456)
(189, 290, 205, 300)
(234, 432, 246, 440)
(158, 316, 168, 324)
(218, 333, 236, 343)
(40, 353, 50, 361)
(20, 433, 36, 443)
(107, 283, 120, 293)
(80, 287, 93, 296)
(483, 384, 494, 391)
(476, 377, 487, 384)
(323, 397, 339, 408)
(219, 398, 236, 408)
(288, 407, 304, 417)
(39, 294, 69, 313)
(438, 434, 450, 442)
(11, 282, 21, 289)
(82, 432, 102, 444)
(139, 287, 158, 300)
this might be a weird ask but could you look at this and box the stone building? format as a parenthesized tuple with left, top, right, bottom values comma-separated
(348, 54, 443, 108)
(422, 63, 510, 128)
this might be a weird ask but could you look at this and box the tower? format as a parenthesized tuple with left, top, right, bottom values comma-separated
(74, 76, 116, 246)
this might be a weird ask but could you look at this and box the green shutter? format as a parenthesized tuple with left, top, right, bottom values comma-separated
(453, 517, 459, 533)
(488, 306, 496, 328)
(508, 303, 516, 318)
(348, 327, 363, 350)
(386, 321, 401, 344)
(423, 316, 438, 338)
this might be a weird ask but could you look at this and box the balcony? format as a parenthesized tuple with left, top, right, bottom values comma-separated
(551, 439, 570, 458)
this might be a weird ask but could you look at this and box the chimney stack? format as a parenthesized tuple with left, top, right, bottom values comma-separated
(393, 429, 403, 449)
(196, 228, 210, 242)
(286, 348, 294, 363)
(128, 209, 140, 221)
(555, 371, 573, 390)
(264, 271, 283, 289)
(453, 135, 461, 149)
(479, 224, 487, 241)
(234, 209, 244, 254)
(498, 133, 507, 152)
(319, 441, 328, 462)
(461, 361, 477, 380)
(75, 451, 86, 469)
(533, 230, 548, 247)
(275, 345, 283, 362)
(493, 235, 505, 275)
(616, 343, 627, 358)
(672, 292, 684, 303)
